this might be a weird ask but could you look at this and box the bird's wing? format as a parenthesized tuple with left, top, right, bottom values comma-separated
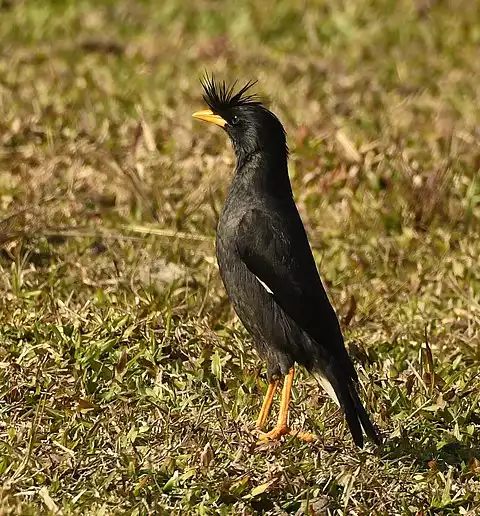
(235, 208, 342, 352)
(236, 208, 372, 444)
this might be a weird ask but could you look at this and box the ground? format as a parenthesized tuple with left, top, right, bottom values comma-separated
(0, 1, 479, 514)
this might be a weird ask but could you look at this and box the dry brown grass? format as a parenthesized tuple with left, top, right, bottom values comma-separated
(0, 1, 479, 514)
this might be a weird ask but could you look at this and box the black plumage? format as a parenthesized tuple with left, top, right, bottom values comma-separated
(193, 76, 380, 448)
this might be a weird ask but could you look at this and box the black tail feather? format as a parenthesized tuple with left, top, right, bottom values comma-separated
(348, 383, 381, 446)
(327, 369, 380, 448)
(341, 385, 365, 448)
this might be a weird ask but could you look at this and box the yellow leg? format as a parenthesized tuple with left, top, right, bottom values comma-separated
(258, 367, 315, 443)
(256, 379, 279, 430)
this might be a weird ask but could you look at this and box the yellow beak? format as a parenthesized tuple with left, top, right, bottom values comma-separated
(192, 109, 227, 128)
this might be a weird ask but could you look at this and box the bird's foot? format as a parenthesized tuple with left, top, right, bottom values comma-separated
(256, 425, 315, 443)
(257, 424, 290, 441)
(288, 429, 316, 443)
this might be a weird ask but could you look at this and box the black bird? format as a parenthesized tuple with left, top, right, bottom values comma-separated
(192, 77, 380, 448)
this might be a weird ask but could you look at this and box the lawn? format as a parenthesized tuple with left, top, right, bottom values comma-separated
(0, 0, 479, 514)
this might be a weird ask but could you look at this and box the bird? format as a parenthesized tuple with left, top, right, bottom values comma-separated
(192, 76, 380, 448)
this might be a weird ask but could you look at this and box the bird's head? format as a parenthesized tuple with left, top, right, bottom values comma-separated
(192, 75, 288, 162)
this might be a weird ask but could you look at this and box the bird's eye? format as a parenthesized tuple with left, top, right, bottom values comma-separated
(230, 115, 239, 125)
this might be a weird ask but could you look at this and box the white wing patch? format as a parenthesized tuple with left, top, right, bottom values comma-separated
(315, 372, 340, 407)
(255, 275, 273, 294)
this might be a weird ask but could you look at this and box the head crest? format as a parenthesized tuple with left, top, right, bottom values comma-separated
(201, 74, 261, 113)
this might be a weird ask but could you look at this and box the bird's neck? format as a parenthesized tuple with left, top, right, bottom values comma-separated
(233, 150, 292, 198)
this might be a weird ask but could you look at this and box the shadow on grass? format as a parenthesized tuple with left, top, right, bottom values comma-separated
(381, 435, 480, 472)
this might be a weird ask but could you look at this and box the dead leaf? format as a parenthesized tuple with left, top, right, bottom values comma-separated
(77, 399, 98, 410)
(116, 347, 127, 374)
(200, 442, 214, 468)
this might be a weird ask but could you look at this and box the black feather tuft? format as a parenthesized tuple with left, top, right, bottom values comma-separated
(200, 73, 261, 113)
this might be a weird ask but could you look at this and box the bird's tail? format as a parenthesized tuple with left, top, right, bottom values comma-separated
(347, 381, 381, 446)
(315, 370, 381, 448)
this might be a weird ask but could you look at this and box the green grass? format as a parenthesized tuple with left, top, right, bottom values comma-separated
(0, 0, 479, 514)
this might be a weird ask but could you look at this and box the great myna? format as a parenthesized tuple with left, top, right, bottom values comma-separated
(193, 76, 380, 448)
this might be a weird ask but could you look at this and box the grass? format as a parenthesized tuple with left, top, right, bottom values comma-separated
(0, 0, 479, 513)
